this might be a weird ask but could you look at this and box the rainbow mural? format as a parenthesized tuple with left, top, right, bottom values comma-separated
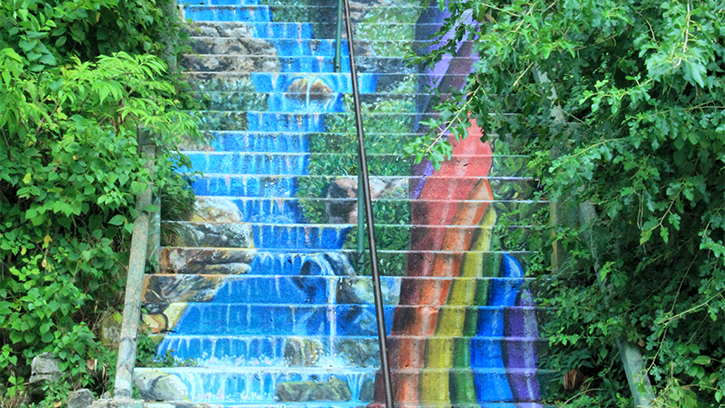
(134, 0, 547, 406)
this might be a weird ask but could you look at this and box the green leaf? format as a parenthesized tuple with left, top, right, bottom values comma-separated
(9, 331, 22, 344)
(38, 53, 56, 66)
(142, 204, 160, 213)
(108, 215, 126, 226)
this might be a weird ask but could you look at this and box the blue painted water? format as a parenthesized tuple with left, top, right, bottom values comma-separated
(158, 3, 374, 401)
(156, 1, 539, 404)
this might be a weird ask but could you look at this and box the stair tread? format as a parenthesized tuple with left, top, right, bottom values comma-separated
(154, 333, 542, 339)
(148, 273, 533, 279)
(135, 366, 549, 373)
(192, 174, 534, 180)
(182, 151, 524, 157)
(161, 246, 533, 253)
(147, 302, 539, 309)
(183, 4, 431, 9)
(147, 404, 550, 408)
(166, 221, 524, 227)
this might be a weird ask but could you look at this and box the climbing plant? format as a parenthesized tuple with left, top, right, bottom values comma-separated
(0, 0, 199, 404)
(408, 0, 725, 406)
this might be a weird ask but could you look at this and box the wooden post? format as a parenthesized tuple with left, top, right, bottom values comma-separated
(113, 129, 155, 399)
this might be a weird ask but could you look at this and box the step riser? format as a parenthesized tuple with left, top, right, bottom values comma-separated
(187, 153, 309, 176)
(181, 55, 352, 74)
(194, 94, 417, 113)
(190, 38, 349, 58)
(182, 197, 539, 226)
(191, 21, 314, 39)
(250, 72, 380, 94)
(185, 155, 528, 176)
(189, 38, 469, 58)
(145, 304, 539, 336)
(134, 367, 549, 403)
(207, 132, 308, 152)
(147, 404, 548, 408)
(252, 224, 349, 250)
(184, 73, 459, 92)
(195, 132, 437, 152)
(144, 274, 530, 305)
(194, 132, 534, 156)
(182, 55, 436, 74)
(165, 224, 533, 251)
(168, 223, 255, 248)
(190, 177, 537, 200)
(182, 0, 261, 5)
(183, 56, 476, 75)
(160, 248, 533, 277)
(202, 94, 347, 113)
(185, 6, 272, 22)
(157, 336, 546, 369)
(183, 5, 428, 24)
(192, 112, 432, 132)
(189, 21, 443, 37)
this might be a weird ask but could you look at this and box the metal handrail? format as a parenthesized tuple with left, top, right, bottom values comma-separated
(334, 0, 343, 72)
(341, 1, 395, 406)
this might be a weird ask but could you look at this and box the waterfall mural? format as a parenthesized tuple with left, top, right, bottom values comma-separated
(135, 0, 546, 406)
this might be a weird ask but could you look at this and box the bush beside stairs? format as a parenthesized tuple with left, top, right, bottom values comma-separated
(133, 0, 551, 406)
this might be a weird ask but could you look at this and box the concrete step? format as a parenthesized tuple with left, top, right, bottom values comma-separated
(146, 403, 552, 408)
(189, 37, 350, 58)
(142, 303, 541, 336)
(247, 72, 454, 94)
(134, 366, 553, 403)
(187, 131, 528, 158)
(153, 334, 545, 369)
(187, 21, 449, 40)
(190, 111, 429, 132)
(158, 247, 533, 277)
(196, 131, 421, 152)
(183, 195, 539, 225)
(189, 37, 467, 58)
(182, 152, 526, 176)
(189, 175, 537, 199)
(181, 54, 471, 74)
(143, 274, 534, 305)
(163, 222, 536, 251)
(182, 5, 429, 23)
(184, 72, 461, 92)
(166, 222, 255, 248)
(192, 93, 418, 112)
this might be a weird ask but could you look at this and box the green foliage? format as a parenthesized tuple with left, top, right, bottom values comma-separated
(0, 0, 187, 67)
(297, 93, 415, 224)
(410, 0, 725, 405)
(0, 0, 199, 402)
(261, 0, 312, 24)
(297, 92, 414, 272)
(356, 1, 423, 57)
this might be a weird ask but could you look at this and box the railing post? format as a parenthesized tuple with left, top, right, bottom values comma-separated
(342, 0, 395, 405)
(148, 195, 161, 266)
(357, 155, 365, 273)
(113, 129, 155, 399)
(161, 0, 179, 73)
(334, 0, 343, 72)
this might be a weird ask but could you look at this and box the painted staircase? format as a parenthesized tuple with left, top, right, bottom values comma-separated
(134, 0, 549, 406)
